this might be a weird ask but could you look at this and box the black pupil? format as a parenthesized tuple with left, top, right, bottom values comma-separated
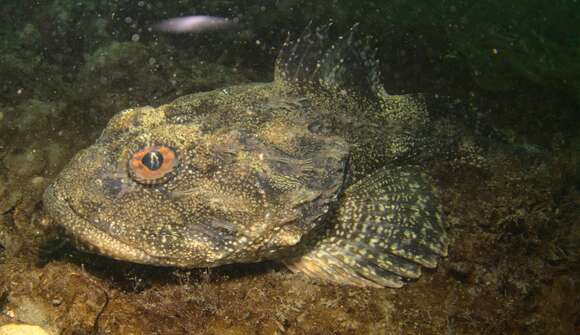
(142, 151, 163, 170)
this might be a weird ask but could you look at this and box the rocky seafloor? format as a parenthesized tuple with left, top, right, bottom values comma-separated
(0, 1, 579, 334)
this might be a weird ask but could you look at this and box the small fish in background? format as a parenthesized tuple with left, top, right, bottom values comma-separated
(153, 15, 235, 33)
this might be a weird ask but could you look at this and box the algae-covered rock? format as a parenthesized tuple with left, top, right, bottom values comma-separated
(43, 142, 70, 177)
(3, 148, 46, 178)
(1, 99, 65, 137)
(0, 175, 22, 214)
(0, 296, 57, 335)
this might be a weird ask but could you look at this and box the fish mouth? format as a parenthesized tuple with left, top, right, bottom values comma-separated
(43, 183, 173, 266)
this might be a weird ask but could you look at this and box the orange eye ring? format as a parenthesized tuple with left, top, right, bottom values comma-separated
(129, 145, 178, 185)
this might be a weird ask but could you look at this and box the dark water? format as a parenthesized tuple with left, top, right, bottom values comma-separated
(0, 1, 578, 334)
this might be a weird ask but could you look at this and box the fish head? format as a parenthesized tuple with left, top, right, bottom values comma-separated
(44, 93, 349, 267)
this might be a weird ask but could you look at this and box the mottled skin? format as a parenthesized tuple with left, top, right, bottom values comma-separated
(44, 27, 474, 287)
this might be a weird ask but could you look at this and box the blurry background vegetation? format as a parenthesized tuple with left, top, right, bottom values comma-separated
(0, 0, 579, 153)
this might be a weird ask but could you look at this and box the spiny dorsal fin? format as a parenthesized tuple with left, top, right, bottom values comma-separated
(275, 22, 386, 99)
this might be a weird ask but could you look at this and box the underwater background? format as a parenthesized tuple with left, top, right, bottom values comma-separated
(0, 0, 579, 334)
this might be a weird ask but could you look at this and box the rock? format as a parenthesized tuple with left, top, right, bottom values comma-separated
(0, 175, 21, 214)
(43, 142, 71, 176)
(3, 148, 46, 178)
(10, 100, 64, 134)
(0, 324, 50, 335)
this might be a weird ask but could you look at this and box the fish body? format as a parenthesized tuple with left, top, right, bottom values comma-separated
(44, 25, 481, 287)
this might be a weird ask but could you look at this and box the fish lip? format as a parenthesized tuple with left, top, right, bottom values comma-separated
(61, 198, 157, 264)
(45, 184, 169, 266)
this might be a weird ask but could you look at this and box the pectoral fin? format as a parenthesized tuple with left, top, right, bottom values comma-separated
(284, 166, 448, 288)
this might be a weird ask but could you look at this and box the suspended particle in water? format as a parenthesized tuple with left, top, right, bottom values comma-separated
(153, 16, 234, 34)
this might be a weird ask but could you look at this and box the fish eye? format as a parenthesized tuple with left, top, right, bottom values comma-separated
(142, 151, 164, 170)
(129, 145, 178, 185)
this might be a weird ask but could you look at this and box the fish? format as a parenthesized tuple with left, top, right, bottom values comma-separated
(153, 15, 235, 33)
(43, 24, 500, 288)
